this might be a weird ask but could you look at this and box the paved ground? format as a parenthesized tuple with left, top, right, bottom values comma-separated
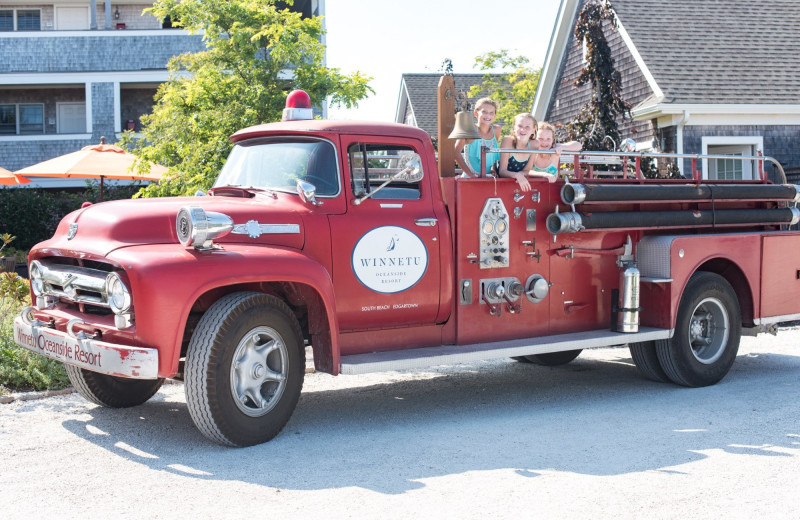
(2, 330, 799, 519)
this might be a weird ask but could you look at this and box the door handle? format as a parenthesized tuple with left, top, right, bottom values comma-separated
(415, 218, 437, 227)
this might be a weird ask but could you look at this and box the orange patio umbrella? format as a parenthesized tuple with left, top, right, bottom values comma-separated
(15, 138, 168, 201)
(0, 165, 31, 186)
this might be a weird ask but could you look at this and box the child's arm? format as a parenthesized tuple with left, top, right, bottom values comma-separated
(453, 138, 476, 177)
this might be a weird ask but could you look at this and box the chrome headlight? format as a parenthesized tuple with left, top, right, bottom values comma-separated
(29, 260, 45, 296)
(176, 206, 233, 249)
(105, 272, 131, 314)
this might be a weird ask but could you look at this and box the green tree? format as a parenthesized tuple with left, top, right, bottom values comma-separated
(125, 0, 372, 197)
(469, 50, 541, 129)
(566, 0, 630, 151)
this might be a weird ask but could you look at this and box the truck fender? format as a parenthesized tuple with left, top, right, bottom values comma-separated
(636, 234, 758, 330)
(110, 245, 341, 377)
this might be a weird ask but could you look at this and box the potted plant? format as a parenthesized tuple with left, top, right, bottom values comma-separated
(0, 233, 17, 273)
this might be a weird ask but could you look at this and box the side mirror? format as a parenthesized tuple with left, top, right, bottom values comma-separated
(395, 157, 423, 183)
(297, 179, 322, 206)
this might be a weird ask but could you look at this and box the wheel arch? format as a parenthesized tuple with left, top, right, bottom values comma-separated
(693, 257, 754, 327)
(183, 279, 338, 374)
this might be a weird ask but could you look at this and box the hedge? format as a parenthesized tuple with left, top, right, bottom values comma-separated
(0, 182, 144, 251)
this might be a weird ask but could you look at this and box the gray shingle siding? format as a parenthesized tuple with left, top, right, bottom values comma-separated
(1, 33, 204, 73)
(0, 139, 97, 170)
(546, 5, 655, 145)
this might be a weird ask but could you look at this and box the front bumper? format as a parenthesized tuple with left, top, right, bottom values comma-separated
(13, 308, 159, 379)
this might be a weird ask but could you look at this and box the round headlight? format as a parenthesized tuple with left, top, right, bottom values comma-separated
(176, 206, 233, 248)
(105, 272, 131, 314)
(29, 260, 45, 296)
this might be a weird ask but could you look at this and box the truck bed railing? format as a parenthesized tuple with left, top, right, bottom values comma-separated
(480, 147, 787, 184)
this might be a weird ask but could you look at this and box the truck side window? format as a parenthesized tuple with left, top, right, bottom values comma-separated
(348, 143, 422, 200)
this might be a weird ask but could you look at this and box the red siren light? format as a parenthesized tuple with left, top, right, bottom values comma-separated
(282, 90, 314, 121)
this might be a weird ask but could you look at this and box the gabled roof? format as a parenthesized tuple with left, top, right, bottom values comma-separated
(533, 0, 800, 120)
(396, 73, 505, 136)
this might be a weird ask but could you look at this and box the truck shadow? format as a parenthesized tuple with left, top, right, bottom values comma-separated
(59, 349, 800, 494)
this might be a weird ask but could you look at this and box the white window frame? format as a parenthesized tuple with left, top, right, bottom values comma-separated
(0, 8, 42, 31)
(54, 5, 90, 31)
(56, 101, 87, 134)
(0, 103, 45, 135)
(701, 136, 764, 181)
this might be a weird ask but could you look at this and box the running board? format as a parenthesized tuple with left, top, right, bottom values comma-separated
(339, 327, 672, 375)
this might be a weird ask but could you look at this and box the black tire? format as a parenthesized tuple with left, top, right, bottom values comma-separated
(656, 272, 741, 387)
(629, 341, 670, 382)
(511, 356, 534, 363)
(65, 364, 164, 407)
(185, 292, 305, 447)
(523, 349, 582, 366)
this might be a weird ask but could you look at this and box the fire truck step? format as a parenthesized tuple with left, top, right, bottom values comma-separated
(339, 327, 671, 375)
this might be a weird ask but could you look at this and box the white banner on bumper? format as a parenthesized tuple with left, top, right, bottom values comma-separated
(13, 317, 159, 379)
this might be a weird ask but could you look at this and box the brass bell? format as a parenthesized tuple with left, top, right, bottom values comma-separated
(448, 111, 481, 140)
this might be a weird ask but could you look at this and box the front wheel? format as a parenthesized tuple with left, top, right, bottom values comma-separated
(185, 292, 305, 447)
(656, 272, 741, 387)
(65, 365, 164, 407)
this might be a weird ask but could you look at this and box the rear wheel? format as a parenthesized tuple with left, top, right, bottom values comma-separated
(656, 272, 741, 387)
(522, 349, 582, 366)
(65, 365, 164, 407)
(185, 292, 305, 447)
(629, 341, 670, 382)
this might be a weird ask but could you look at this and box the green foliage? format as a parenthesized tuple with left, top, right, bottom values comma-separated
(0, 275, 69, 393)
(469, 50, 541, 129)
(125, 0, 373, 197)
(565, 0, 630, 151)
(0, 184, 141, 251)
(0, 232, 16, 256)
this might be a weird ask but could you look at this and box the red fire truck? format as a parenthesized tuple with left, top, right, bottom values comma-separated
(13, 91, 800, 446)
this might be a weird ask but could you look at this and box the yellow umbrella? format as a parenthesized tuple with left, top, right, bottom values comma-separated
(0, 166, 31, 186)
(16, 138, 168, 200)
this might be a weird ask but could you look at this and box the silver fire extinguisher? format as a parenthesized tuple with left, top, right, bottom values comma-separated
(617, 264, 640, 333)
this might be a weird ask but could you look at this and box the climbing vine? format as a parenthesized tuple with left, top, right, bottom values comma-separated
(566, 0, 630, 151)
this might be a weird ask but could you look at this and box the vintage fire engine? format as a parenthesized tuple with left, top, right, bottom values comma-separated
(13, 90, 800, 446)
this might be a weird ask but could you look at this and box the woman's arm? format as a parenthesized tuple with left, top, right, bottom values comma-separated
(453, 138, 476, 177)
(497, 136, 532, 192)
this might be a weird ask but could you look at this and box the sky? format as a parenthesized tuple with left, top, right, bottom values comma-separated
(322, 0, 562, 122)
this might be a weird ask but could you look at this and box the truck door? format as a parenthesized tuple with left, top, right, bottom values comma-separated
(329, 137, 441, 331)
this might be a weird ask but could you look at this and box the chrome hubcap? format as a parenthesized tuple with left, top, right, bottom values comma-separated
(688, 297, 729, 364)
(230, 327, 288, 417)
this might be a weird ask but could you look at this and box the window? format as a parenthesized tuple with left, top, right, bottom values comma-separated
(214, 138, 340, 196)
(0, 9, 40, 31)
(701, 137, 764, 181)
(16, 10, 40, 30)
(348, 143, 422, 200)
(0, 105, 15, 135)
(0, 10, 12, 31)
(0, 104, 45, 135)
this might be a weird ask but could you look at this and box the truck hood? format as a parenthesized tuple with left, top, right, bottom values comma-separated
(38, 194, 306, 259)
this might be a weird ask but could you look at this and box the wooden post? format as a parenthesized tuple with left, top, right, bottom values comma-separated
(437, 75, 456, 178)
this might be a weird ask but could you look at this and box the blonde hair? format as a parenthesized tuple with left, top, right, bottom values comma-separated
(512, 113, 538, 147)
(473, 97, 498, 112)
(537, 122, 557, 148)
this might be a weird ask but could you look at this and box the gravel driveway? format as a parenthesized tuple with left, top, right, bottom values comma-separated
(2, 331, 799, 518)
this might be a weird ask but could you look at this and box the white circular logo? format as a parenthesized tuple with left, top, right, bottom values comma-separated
(352, 226, 428, 293)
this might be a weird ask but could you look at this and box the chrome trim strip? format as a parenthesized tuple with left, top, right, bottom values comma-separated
(231, 221, 300, 238)
(340, 326, 673, 375)
(754, 313, 800, 325)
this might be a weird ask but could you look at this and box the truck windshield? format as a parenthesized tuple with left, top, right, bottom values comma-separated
(214, 138, 339, 196)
